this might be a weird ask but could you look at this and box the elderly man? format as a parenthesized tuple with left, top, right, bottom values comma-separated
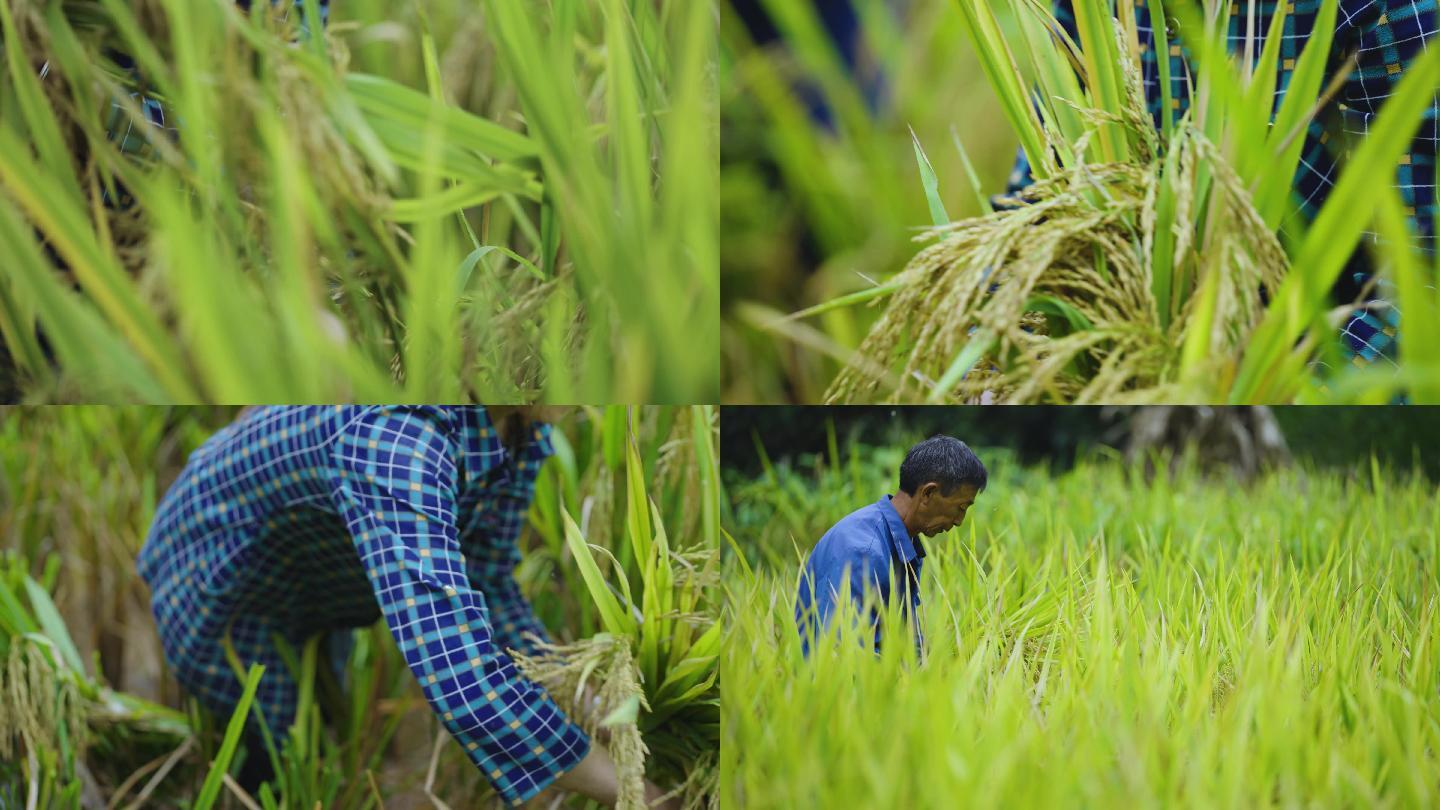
(795, 435, 987, 656)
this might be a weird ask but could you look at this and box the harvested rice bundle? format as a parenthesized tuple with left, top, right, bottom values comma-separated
(826, 0, 1440, 404)
(832, 125, 1286, 403)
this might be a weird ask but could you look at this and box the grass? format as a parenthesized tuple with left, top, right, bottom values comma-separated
(0, 0, 717, 403)
(0, 405, 719, 808)
(726, 0, 1440, 404)
(722, 433, 1440, 807)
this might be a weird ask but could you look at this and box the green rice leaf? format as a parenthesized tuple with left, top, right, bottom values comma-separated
(562, 507, 635, 638)
(626, 421, 654, 566)
(952, 0, 1052, 178)
(0, 0, 72, 182)
(344, 74, 538, 161)
(950, 127, 995, 215)
(22, 578, 85, 675)
(0, 196, 169, 401)
(911, 127, 951, 228)
(1251, 0, 1336, 227)
(600, 694, 641, 727)
(785, 281, 904, 321)
(0, 127, 195, 400)
(1377, 191, 1440, 403)
(928, 327, 996, 403)
(1026, 295, 1095, 335)
(193, 663, 265, 810)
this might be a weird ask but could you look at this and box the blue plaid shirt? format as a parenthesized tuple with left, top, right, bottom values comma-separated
(136, 406, 589, 806)
(795, 495, 925, 656)
(1008, 0, 1438, 368)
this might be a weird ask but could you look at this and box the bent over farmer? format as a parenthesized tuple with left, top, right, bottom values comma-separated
(794, 435, 986, 657)
(136, 406, 672, 807)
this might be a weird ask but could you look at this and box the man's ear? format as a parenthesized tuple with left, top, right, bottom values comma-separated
(918, 481, 939, 505)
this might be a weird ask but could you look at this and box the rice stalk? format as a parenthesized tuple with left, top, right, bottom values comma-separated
(0, 553, 189, 803)
(526, 406, 720, 806)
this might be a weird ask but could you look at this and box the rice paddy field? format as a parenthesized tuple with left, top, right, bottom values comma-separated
(721, 423, 1440, 807)
(722, 0, 1440, 404)
(0, 0, 717, 403)
(0, 405, 719, 808)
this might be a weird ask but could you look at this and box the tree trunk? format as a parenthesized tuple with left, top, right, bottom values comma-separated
(1105, 406, 1290, 481)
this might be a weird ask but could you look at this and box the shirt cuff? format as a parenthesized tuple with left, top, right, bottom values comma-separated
(447, 673, 592, 805)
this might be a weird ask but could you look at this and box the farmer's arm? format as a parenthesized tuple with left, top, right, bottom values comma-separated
(460, 423, 557, 659)
(463, 494, 553, 656)
(328, 408, 593, 806)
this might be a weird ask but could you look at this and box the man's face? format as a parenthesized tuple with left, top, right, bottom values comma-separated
(913, 483, 979, 537)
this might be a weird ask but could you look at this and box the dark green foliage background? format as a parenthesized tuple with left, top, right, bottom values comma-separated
(721, 406, 1440, 481)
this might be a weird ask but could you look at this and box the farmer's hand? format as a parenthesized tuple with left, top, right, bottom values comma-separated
(554, 745, 622, 806)
(552, 742, 681, 809)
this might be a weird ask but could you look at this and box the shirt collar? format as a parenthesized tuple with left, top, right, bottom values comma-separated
(878, 494, 925, 565)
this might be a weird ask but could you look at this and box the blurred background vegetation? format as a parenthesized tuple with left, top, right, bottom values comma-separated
(721, 406, 1440, 483)
(721, 0, 1016, 402)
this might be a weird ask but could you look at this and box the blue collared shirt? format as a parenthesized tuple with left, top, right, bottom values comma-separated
(795, 495, 925, 656)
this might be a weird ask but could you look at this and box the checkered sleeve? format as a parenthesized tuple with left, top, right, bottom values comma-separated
(329, 408, 590, 806)
(463, 422, 558, 659)
(463, 490, 553, 659)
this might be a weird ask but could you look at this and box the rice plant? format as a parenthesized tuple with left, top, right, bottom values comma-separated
(521, 405, 722, 810)
(0, 405, 719, 807)
(0, 0, 718, 403)
(753, 0, 1438, 404)
(723, 436, 1440, 807)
